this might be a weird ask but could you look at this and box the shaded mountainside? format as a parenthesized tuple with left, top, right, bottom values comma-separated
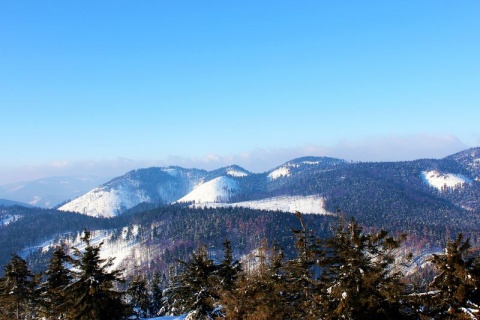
(0, 204, 335, 276)
(2, 199, 480, 278)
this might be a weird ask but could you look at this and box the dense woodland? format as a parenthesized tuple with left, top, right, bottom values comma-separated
(2, 213, 480, 319)
(1, 151, 480, 319)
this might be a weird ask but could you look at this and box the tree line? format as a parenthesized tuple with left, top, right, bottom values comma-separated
(2, 214, 480, 319)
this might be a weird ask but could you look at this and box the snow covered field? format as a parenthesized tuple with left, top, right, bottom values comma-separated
(189, 195, 333, 215)
(422, 170, 471, 190)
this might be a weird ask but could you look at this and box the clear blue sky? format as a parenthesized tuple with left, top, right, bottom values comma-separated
(1, 1, 479, 183)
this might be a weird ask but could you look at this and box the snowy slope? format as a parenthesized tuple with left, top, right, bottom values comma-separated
(59, 182, 150, 218)
(20, 227, 144, 271)
(267, 157, 345, 181)
(59, 167, 208, 217)
(226, 168, 249, 177)
(268, 166, 291, 180)
(0, 214, 21, 226)
(176, 176, 239, 204)
(190, 195, 332, 215)
(422, 170, 472, 191)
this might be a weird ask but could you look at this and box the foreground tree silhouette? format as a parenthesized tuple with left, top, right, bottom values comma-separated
(63, 229, 129, 319)
(0, 254, 36, 320)
(222, 241, 289, 320)
(282, 212, 324, 319)
(319, 217, 407, 319)
(38, 245, 73, 319)
(217, 239, 241, 294)
(166, 245, 220, 319)
(166, 240, 240, 319)
(425, 234, 480, 319)
(126, 273, 150, 319)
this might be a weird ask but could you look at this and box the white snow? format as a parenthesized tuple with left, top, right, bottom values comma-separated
(226, 169, 249, 177)
(0, 214, 21, 226)
(20, 227, 144, 271)
(422, 170, 471, 191)
(191, 195, 332, 215)
(176, 176, 239, 204)
(302, 161, 321, 165)
(59, 182, 150, 218)
(268, 166, 290, 180)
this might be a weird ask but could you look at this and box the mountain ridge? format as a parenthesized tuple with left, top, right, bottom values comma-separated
(58, 148, 480, 218)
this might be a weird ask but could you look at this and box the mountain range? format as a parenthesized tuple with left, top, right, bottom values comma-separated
(1, 147, 480, 277)
(57, 148, 480, 219)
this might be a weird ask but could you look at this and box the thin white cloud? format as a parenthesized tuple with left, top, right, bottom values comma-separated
(0, 134, 472, 185)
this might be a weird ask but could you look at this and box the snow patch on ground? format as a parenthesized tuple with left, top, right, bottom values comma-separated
(422, 171, 472, 191)
(191, 195, 332, 215)
(176, 176, 239, 204)
(227, 169, 249, 177)
(0, 214, 21, 226)
(20, 227, 143, 271)
(268, 166, 290, 180)
(302, 161, 321, 165)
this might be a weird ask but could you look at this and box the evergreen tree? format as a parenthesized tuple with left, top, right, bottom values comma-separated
(166, 244, 220, 319)
(222, 241, 288, 320)
(39, 245, 73, 319)
(0, 254, 36, 320)
(149, 271, 165, 316)
(282, 212, 324, 319)
(217, 238, 241, 294)
(126, 273, 150, 319)
(319, 216, 406, 319)
(426, 234, 480, 319)
(63, 229, 129, 320)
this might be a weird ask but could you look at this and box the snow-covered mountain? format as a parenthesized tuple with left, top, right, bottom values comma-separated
(58, 158, 343, 217)
(176, 176, 239, 204)
(59, 166, 254, 217)
(58, 148, 480, 218)
(0, 176, 110, 208)
(266, 156, 345, 181)
(3, 147, 480, 283)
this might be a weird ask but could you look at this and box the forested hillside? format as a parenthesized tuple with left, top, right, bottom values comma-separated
(2, 213, 480, 319)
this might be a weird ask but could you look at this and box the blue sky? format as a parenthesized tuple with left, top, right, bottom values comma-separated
(1, 1, 479, 184)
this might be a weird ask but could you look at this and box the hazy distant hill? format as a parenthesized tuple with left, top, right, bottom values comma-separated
(0, 176, 111, 208)
(0, 198, 31, 207)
